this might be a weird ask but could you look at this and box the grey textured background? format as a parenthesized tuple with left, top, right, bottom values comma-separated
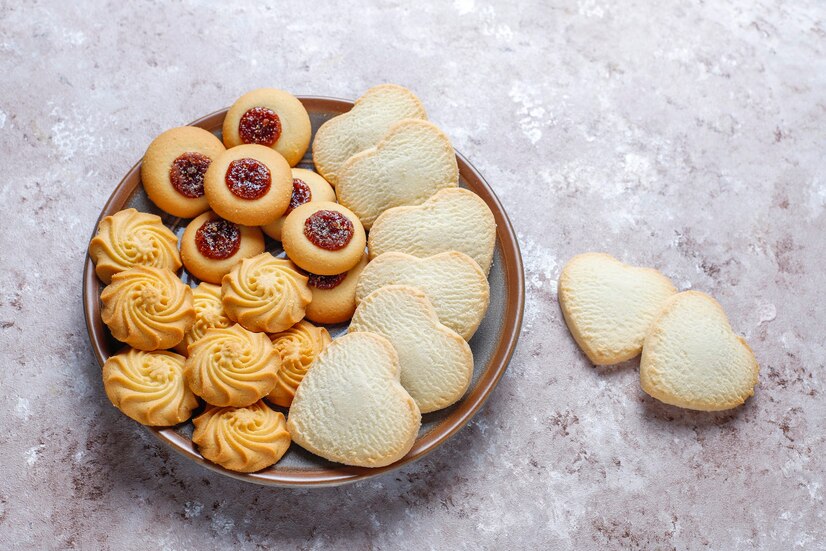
(1, 1, 824, 549)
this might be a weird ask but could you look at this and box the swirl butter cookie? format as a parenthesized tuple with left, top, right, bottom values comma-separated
(192, 401, 291, 473)
(267, 320, 332, 408)
(312, 84, 427, 186)
(203, 144, 292, 226)
(287, 332, 421, 468)
(350, 286, 473, 413)
(336, 119, 458, 228)
(89, 208, 181, 284)
(221, 253, 312, 333)
(174, 282, 232, 355)
(281, 202, 366, 275)
(180, 211, 265, 284)
(355, 252, 489, 340)
(141, 126, 226, 218)
(369, 188, 497, 274)
(101, 267, 195, 351)
(103, 348, 198, 426)
(185, 324, 279, 407)
(305, 252, 369, 325)
(261, 169, 336, 241)
(222, 88, 311, 167)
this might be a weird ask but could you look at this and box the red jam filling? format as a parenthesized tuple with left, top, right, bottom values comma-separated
(225, 158, 271, 200)
(303, 210, 354, 251)
(169, 152, 211, 198)
(308, 272, 347, 290)
(286, 179, 312, 214)
(238, 107, 282, 146)
(195, 218, 241, 259)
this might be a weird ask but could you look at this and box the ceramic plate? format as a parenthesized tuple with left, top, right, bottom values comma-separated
(82, 96, 524, 486)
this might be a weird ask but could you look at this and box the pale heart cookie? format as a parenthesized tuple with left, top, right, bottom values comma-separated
(287, 332, 421, 468)
(312, 84, 427, 186)
(350, 286, 473, 413)
(640, 291, 759, 411)
(355, 252, 489, 340)
(222, 88, 311, 167)
(305, 252, 369, 325)
(369, 188, 497, 274)
(261, 168, 336, 241)
(558, 253, 677, 365)
(336, 119, 459, 229)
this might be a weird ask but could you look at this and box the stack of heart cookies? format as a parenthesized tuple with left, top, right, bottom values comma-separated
(88, 85, 498, 472)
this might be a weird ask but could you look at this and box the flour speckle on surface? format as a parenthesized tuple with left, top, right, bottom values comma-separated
(183, 501, 204, 519)
(15, 397, 31, 420)
(24, 444, 45, 466)
(453, 0, 475, 15)
(509, 83, 547, 145)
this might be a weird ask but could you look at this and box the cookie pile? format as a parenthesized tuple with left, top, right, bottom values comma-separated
(557, 253, 759, 411)
(89, 85, 497, 472)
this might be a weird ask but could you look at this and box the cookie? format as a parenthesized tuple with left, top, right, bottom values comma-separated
(281, 201, 366, 275)
(350, 286, 473, 413)
(180, 211, 265, 284)
(312, 84, 427, 186)
(203, 144, 292, 226)
(261, 168, 337, 241)
(89, 208, 181, 284)
(185, 324, 279, 407)
(222, 88, 311, 167)
(174, 282, 232, 355)
(558, 253, 677, 365)
(287, 332, 421, 468)
(336, 119, 459, 229)
(369, 188, 497, 274)
(192, 401, 291, 473)
(640, 291, 759, 411)
(304, 252, 369, 325)
(140, 126, 226, 218)
(355, 252, 489, 340)
(103, 348, 198, 426)
(267, 320, 332, 408)
(101, 267, 195, 351)
(221, 252, 312, 333)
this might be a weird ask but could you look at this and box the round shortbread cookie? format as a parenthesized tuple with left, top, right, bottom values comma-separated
(222, 88, 311, 167)
(336, 119, 458, 229)
(304, 252, 369, 325)
(261, 168, 337, 241)
(141, 126, 226, 218)
(640, 291, 759, 411)
(281, 201, 366, 276)
(312, 84, 427, 186)
(180, 211, 265, 284)
(557, 253, 677, 365)
(203, 144, 292, 226)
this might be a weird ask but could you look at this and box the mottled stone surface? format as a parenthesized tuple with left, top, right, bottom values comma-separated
(1, 1, 824, 549)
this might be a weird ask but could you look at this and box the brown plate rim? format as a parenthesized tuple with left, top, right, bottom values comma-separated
(82, 96, 525, 487)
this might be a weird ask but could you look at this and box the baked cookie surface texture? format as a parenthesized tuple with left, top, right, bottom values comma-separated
(174, 282, 232, 355)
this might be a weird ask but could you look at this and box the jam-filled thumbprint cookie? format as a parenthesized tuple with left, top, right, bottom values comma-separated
(261, 168, 337, 241)
(141, 126, 226, 218)
(281, 201, 366, 275)
(304, 252, 369, 325)
(180, 211, 265, 284)
(222, 88, 311, 167)
(203, 144, 292, 226)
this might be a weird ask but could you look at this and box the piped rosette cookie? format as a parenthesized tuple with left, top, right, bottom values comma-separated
(180, 211, 265, 284)
(261, 168, 336, 241)
(267, 320, 332, 408)
(103, 348, 198, 426)
(100, 266, 195, 351)
(174, 282, 232, 355)
(221, 252, 312, 334)
(89, 208, 181, 284)
(192, 400, 291, 473)
(141, 126, 226, 218)
(184, 324, 279, 407)
(222, 88, 311, 167)
(281, 202, 366, 275)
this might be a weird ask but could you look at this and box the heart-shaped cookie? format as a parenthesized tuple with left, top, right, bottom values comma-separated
(558, 253, 677, 365)
(640, 291, 759, 411)
(286, 332, 421, 468)
(336, 119, 459, 228)
(350, 285, 474, 413)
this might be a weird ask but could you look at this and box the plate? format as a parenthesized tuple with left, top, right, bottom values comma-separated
(82, 96, 525, 486)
